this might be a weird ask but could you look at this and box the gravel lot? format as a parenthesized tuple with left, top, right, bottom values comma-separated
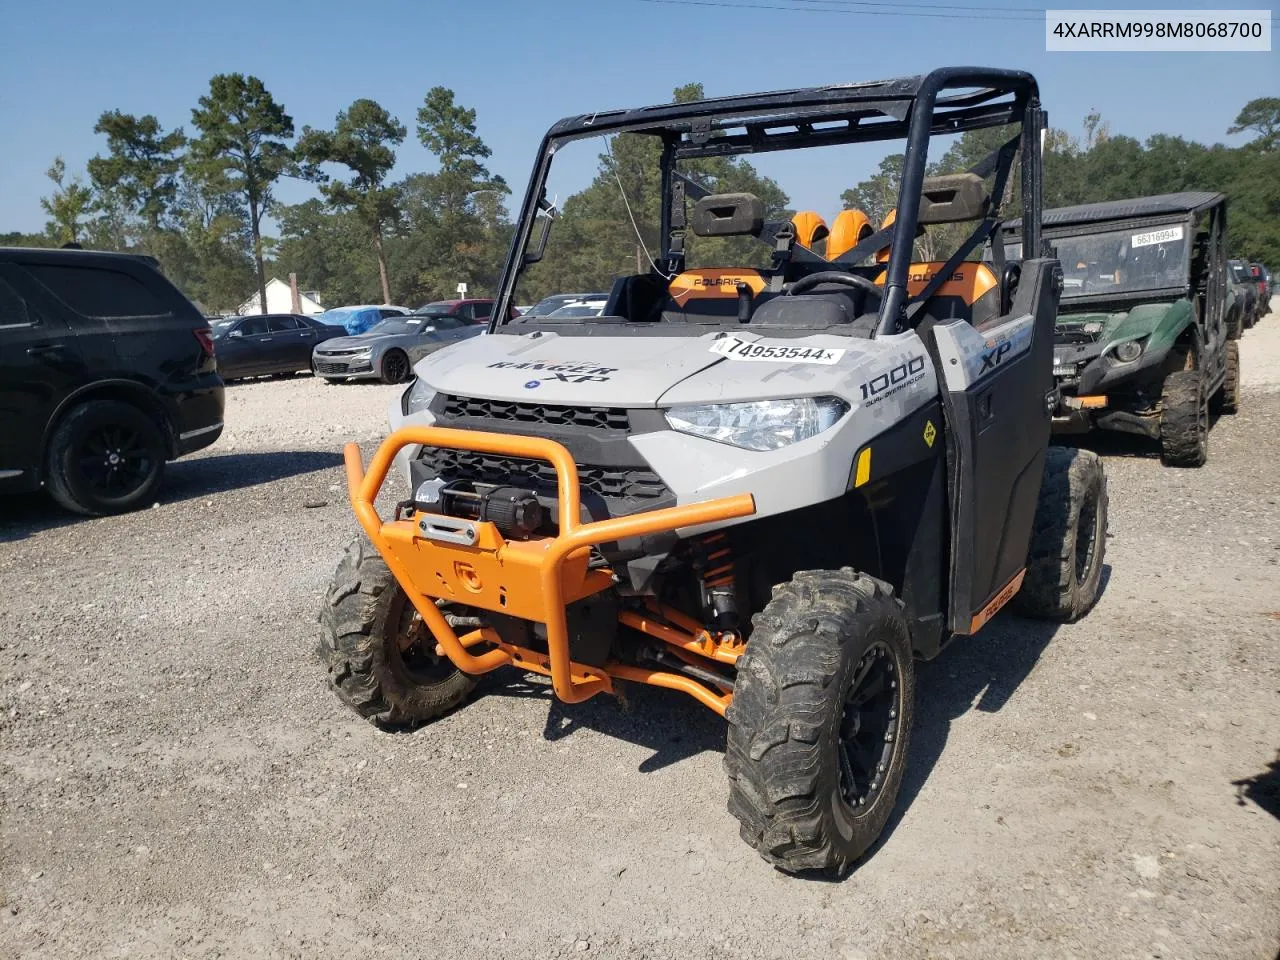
(3, 304, 1278, 960)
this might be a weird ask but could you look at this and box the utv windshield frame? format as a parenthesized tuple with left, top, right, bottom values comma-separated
(489, 67, 1044, 338)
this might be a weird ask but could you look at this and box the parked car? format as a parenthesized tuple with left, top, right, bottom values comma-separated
(210, 313, 346, 381)
(0, 246, 224, 515)
(312, 309, 486, 384)
(316, 304, 411, 336)
(1001, 191, 1236, 466)
(1251, 262, 1272, 319)
(1227, 259, 1257, 337)
(517, 292, 611, 320)
(412, 298, 519, 324)
(545, 294, 611, 319)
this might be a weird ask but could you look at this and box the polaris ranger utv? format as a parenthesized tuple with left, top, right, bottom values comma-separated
(320, 68, 1109, 877)
(999, 193, 1237, 467)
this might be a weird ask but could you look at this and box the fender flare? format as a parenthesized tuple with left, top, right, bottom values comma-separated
(41, 378, 177, 469)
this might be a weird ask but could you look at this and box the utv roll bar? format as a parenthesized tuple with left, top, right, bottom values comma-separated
(491, 66, 1043, 339)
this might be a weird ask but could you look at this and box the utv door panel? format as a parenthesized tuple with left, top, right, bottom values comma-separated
(931, 257, 1060, 632)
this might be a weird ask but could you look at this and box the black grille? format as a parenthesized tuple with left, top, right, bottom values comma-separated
(1055, 325, 1102, 344)
(441, 395, 630, 432)
(419, 448, 669, 502)
(315, 361, 349, 375)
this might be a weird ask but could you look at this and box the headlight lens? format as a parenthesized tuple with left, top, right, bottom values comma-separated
(403, 376, 435, 415)
(1112, 339, 1143, 363)
(664, 397, 849, 452)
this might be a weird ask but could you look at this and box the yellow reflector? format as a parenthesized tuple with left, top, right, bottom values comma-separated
(854, 447, 872, 487)
(1077, 395, 1108, 409)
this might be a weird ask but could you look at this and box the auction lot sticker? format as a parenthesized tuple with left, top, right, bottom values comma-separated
(1131, 225, 1184, 248)
(710, 336, 845, 364)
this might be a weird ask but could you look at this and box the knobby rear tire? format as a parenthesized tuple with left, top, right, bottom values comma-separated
(1014, 446, 1108, 623)
(1160, 369, 1208, 467)
(1215, 340, 1240, 416)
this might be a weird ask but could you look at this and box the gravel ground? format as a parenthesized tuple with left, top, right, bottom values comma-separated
(2, 304, 1278, 960)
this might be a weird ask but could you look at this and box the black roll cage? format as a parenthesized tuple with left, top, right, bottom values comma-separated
(489, 67, 1044, 338)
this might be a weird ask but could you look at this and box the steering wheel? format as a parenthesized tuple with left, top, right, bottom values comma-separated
(785, 270, 882, 297)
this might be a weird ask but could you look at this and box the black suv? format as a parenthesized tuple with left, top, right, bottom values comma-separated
(0, 247, 225, 515)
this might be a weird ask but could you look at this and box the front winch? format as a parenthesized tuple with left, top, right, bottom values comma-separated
(412, 478, 546, 540)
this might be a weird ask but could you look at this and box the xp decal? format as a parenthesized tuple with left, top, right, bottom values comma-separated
(933, 313, 1035, 392)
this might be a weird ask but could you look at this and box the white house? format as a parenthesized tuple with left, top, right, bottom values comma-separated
(236, 277, 325, 316)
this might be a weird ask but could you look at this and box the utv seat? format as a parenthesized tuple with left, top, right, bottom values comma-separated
(792, 211, 829, 256)
(827, 209, 874, 260)
(898, 261, 1001, 327)
(661, 267, 773, 323)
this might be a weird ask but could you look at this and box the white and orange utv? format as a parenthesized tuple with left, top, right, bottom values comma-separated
(320, 68, 1108, 877)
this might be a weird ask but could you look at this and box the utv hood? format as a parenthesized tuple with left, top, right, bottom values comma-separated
(1057, 300, 1190, 346)
(412, 327, 931, 418)
(412, 331, 727, 406)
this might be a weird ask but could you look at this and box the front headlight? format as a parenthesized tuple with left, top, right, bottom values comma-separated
(403, 376, 435, 415)
(664, 397, 849, 452)
(1111, 339, 1144, 363)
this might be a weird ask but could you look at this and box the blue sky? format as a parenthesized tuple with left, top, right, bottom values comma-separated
(1, 0, 1275, 234)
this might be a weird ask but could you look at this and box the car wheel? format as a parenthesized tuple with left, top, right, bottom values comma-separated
(380, 350, 411, 385)
(45, 400, 167, 516)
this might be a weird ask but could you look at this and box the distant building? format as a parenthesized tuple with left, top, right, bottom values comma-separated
(236, 278, 325, 316)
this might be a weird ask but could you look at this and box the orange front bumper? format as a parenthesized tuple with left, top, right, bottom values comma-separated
(344, 427, 756, 711)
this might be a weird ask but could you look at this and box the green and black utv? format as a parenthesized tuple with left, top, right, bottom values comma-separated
(1000, 192, 1237, 467)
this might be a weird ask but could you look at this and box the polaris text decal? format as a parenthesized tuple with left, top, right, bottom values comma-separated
(710, 336, 845, 364)
(858, 355, 928, 407)
(487, 360, 616, 384)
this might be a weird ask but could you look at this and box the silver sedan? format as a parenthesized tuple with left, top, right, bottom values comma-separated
(311, 311, 486, 384)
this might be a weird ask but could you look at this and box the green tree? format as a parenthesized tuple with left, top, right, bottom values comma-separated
(273, 199, 380, 307)
(1228, 97, 1280, 150)
(86, 111, 186, 232)
(523, 82, 787, 299)
(410, 87, 510, 299)
(40, 157, 95, 245)
(0, 231, 53, 249)
(841, 154, 903, 227)
(160, 171, 256, 312)
(189, 73, 294, 314)
(296, 99, 406, 303)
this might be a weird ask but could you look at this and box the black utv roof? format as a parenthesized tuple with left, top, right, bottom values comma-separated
(542, 68, 1039, 156)
(1002, 192, 1225, 234)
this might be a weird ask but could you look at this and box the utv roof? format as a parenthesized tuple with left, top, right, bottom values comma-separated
(1002, 192, 1225, 234)
(543, 67, 1039, 154)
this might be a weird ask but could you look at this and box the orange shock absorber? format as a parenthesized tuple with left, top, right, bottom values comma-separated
(694, 531, 739, 632)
